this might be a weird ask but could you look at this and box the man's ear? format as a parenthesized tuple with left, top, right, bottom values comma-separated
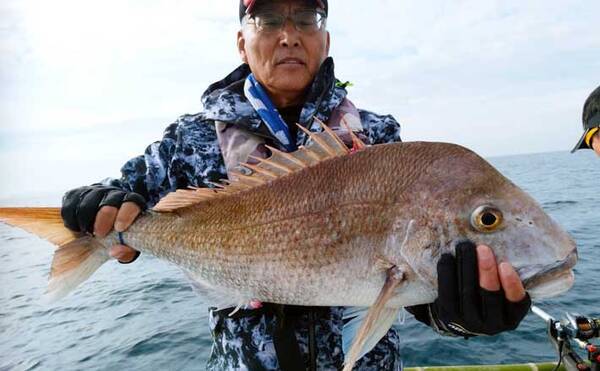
(237, 30, 248, 64)
(325, 31, 331, 56)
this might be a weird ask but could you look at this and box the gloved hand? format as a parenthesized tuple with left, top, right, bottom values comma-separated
(61, 185, 146, 263)
(406, 241, 531, 338)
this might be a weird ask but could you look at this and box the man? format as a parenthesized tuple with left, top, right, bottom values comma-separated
(60, 1, 530, 369)
(572, 85, 600, 156)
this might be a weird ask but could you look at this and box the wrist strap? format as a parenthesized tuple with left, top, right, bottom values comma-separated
(116, 232, 140, 264)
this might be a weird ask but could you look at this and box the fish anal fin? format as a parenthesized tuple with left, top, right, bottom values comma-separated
(343, 266, 406, 371)
(154, 120, 358, 213)
(0, 207, 80, 247)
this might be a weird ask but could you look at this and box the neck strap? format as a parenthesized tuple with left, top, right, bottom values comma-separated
(244, 74, 297, 152)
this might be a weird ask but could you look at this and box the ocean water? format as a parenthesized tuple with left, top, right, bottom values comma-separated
(0, 150, 598, 370)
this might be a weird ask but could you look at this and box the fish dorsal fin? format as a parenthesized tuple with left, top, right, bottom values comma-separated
(153, 119, 367, 212)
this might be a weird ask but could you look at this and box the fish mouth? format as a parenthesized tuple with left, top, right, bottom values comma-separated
(517, 249, 577, 298)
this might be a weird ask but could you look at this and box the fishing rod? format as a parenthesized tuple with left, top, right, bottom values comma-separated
(531, 305, 600, 371)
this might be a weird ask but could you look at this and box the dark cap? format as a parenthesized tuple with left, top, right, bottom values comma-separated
(571, 85, 600, 152)
(239, 0, 328, 22)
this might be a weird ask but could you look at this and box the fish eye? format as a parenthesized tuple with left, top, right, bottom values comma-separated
(471, 205, 503, 233)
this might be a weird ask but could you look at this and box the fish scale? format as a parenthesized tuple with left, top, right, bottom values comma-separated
(93, 144, 528, 307)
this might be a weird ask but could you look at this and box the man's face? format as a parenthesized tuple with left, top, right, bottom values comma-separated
(237, 0, 330, 106)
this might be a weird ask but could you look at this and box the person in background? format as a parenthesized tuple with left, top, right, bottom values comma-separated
(60, 1, 531, 369)
(572, 85, 600, 156)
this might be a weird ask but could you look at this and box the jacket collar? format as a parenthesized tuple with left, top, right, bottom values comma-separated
(201, 57, 348, 144)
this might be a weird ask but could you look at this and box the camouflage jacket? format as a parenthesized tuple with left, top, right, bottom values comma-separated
(103, 57, 404, 370)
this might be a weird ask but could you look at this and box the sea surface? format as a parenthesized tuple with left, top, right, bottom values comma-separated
(1, 150, 598, 370)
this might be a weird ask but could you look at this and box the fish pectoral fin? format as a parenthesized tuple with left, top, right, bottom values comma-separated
(342, 307, 401, 368)
(342, 266, 406, 371)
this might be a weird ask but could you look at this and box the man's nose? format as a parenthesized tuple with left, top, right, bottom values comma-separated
(279, 19, 300, 48)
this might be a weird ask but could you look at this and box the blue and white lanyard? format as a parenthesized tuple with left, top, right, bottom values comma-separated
(244, 74, 297, 152)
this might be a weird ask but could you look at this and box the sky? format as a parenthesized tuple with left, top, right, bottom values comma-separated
(0, 0, 599, 203)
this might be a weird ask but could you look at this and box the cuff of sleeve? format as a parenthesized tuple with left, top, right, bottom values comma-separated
(427, 305, 456, 337)
(428, 306, 477, 338)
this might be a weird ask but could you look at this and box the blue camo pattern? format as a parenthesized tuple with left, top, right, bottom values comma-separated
(103, 57, 404, 370)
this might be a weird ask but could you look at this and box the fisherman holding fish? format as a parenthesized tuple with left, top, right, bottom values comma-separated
(55, 1, 532, 369)
(572, 85, 600, 156)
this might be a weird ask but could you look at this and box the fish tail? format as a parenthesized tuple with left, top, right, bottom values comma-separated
(0, 207, 110, 302)
(45, 235, 109, 302)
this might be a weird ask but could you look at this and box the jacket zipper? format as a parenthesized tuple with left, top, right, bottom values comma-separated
(308, 309, 317, 371)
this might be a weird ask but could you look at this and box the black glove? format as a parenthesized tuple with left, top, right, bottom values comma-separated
(406, 241, 531, 338)
(62, 185, 147, 234)
(61, 185, 146, 264)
